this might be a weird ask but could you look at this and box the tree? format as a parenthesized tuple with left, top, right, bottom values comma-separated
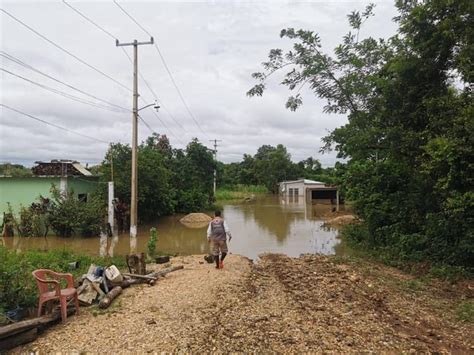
(0, 163, 32, 177)
(252, 144, 298, 193)
(248, 1, 473, 267)
(172, 139, 216, 212)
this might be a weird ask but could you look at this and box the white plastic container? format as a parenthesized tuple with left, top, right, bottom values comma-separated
(104, 265, 123, 283)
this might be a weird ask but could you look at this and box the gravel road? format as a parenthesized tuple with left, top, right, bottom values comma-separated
(12, 253, 473, 353)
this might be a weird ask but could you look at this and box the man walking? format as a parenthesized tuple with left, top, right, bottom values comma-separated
(207, 210, 232, 269)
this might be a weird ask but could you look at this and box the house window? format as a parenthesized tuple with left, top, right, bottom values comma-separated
(289, 188, 294, 196)
(78, 193, 88, 202)
(294, 188, 299, 196)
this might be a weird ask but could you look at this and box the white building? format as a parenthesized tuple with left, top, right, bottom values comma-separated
(279, 179, 340, 210)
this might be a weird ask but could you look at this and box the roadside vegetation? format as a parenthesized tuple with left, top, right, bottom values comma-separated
(5, 186, 105, 238)
(0, 245, 126, 322)
(249, 0, 473, 271)
(215, 185, 268, 200)
(0, 163, 32, 177)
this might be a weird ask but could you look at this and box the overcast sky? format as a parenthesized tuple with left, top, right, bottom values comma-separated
(0, 0, 399, 167)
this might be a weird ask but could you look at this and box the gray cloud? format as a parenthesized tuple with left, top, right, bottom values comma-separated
(1, 0, 399, 166)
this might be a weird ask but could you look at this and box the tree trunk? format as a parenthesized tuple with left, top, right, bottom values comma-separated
(98, 286, 122, 309)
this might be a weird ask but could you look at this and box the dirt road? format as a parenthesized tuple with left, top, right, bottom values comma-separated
(13, 254, 473, 353)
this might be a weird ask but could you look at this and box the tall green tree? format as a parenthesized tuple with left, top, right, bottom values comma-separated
(172, 139, 216, 212)
(248, 1, 473, 267)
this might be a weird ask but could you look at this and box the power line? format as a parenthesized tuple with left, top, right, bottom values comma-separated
(120, 48, 184, 143)
(112, 1, 209, 138)
(62, 0, 117, 41)
(60, 2, 184, 143)
(1, 104, 109, 144)
(1, 51, 130, 113)
(0, 8, 132, 93)
(1, 67, 126, 113)
(1, 52, 153, 135)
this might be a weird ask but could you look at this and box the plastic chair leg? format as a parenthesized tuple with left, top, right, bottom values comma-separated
(37, 301, 44, 317)
(74, 294, 80, 315)
(60, 297, 67, 322)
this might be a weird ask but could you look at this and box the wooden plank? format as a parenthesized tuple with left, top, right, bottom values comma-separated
(148, 265, 184, 279)
(0, 307, 75, 340)
(0, 328, 38, 351)
(122, 273, 157, 281)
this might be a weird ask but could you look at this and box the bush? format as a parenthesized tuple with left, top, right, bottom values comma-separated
(175, 189, 210, 213)
(46, 185, 105, 237)
(216, 184, 268, 200)
(0, 246, 126, 312)
(147, 227, 158, 258)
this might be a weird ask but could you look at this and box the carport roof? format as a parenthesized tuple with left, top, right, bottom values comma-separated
(280, 179, 325, 185)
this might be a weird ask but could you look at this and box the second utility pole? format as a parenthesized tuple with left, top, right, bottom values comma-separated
(210, 139, 222, 196)
(116, 37, 153, 253)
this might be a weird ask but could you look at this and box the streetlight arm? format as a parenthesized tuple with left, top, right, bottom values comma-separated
(137, 103, 154, 112)
(137, 101, 160, 112)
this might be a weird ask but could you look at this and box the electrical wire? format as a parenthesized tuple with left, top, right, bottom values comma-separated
(1, 53, 152, 134)
(60, 1, 184, 143)
(1, 67, 126, 113)
(1, 104, 109, 144)
(119, 48, 184, 143)
(62, 0, 117, 41)
(112, 1, 209, 138)
(0, 8, 132, 93)
(1, 51, 130, 112)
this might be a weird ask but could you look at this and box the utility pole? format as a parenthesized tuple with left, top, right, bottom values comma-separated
(116, 37, 154, 253)
(209, 139, 222, 196)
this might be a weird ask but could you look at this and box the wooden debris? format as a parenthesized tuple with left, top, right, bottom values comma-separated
(90, 281, 106, 300)
(98, 286, 122, 309)
(77, 279, 98, 305)
(0, 328, 38, 351)
(0, 307, 76, 340)
(126, 253, 146, 275)
(122, 273, 157, 281)
(148, 265, 184, 279)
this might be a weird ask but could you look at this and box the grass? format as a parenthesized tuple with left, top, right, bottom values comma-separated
(216, 184, 268, 200)
(455, 301, 474, 323)
(0, 245, 127, 313)
(400, 279, 425, 292)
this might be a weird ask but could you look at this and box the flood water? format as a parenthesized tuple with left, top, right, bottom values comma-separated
(2, 196, 350, 260)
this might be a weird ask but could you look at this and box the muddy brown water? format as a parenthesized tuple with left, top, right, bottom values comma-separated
(2, 196, 351, 260)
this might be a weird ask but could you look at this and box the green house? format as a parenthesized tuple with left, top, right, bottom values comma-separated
(0, 160, 99, 222)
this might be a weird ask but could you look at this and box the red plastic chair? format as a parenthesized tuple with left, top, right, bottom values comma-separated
(32, 269, 79, 322)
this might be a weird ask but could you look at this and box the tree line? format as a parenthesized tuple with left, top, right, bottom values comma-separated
(218, 144, 339, 193)
(99, 137, 337, 219)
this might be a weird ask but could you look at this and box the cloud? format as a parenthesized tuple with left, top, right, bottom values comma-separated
(0, 0, 399, 166)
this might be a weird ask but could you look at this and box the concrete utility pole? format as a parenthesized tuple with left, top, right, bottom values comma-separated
(116, 37, 154, 252)
(210, 139, 222, 196)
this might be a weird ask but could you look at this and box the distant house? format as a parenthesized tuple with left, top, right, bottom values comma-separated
(0, 160, 99, 219)
(279, 178, 341, 210)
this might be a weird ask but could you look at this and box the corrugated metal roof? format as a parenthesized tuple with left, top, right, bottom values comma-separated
(303, 179, 325, 184)
(72, 163, 92, 176)
(280, 179, 325, 185)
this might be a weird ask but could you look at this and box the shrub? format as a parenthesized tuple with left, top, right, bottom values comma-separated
(47, 186, 106, 237)
(147, 227, 158, 258)
(0, 246, 126, 312)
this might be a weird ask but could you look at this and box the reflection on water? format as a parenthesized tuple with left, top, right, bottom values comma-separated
(2, 196, 349, 260)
